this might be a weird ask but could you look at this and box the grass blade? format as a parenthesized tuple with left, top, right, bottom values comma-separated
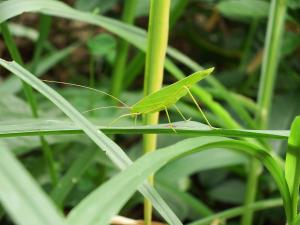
(0, 119, 290, 139)
(0, 142, 65, 225)
(285, 116, 300, 221)
(51, 147, 97, 206)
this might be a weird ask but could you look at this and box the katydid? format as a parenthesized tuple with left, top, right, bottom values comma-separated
(44, 67, 215, 130)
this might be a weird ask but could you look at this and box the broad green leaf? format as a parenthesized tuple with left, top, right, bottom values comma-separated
(285, 116, 300, 220)
(0, 59, 182, 225)
(158, 148, 247, 181)
(156, 180, 213, 219)
(0, 119, 290, 139)
(208, 180, 245, 204)
(288, 0, 300, 9)
(67, 136, 291, 225)
(0, 142, 66, 225)
(75, 0, 118, 13)
(217, 0, 270, 19)
(86, 33, 116, 56)
(282, 32, 300, 57)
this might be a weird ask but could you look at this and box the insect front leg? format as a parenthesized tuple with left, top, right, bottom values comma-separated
(164, 106, 177, 133)
(108, 113, 140, 127)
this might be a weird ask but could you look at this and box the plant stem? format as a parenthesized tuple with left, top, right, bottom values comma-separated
(143, 1, 170, 224)
(124, 51, 145, 89)
(240, 159, 262, 225)
(111, 0, 137, 98)
(256, 0, 287, 129)
(242, 0, 287, 224)
(31, 15, 58, 187)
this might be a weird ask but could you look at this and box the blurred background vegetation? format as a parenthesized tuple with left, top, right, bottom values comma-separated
(0, 0, 300, 224)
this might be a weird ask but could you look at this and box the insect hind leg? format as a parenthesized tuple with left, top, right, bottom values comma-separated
(174, 104, 190, 122)
(183, 86, 215, 129)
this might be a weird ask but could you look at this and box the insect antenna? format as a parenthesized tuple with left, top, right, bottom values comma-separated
(82, 106, 131, 114)
(42, 79, 129, 107)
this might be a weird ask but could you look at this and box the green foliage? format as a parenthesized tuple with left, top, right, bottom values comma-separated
(285, 116, 300, 221)
(75, 0, 118, 13)
(0, 0, 299, 225)
(288, 0, 300, 9)
(217, 0, 269, 19)
(0, 143, 65, 225)
(86, 33, 116, 56)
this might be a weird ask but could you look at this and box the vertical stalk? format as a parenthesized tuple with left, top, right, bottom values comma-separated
(31, 15, 52, 73)
(111, 0, 137, 98)
(238, 19, 259, 73)
(31, 15, 58, 187)
(256, 0, 287, 129)
(241, 0, 287, 224)
(143, 1, 170, 224)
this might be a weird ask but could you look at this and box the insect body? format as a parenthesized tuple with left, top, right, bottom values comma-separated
(109, 67, 215, 130)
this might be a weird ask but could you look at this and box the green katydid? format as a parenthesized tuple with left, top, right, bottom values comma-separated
(44, 67, 215, 131)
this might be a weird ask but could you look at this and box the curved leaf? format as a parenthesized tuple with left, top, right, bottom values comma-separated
(0, 142, 66, 225)
(67, 136, 291, 225)
(285, 116, 300, 220)
(188, 198, 283, 225)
